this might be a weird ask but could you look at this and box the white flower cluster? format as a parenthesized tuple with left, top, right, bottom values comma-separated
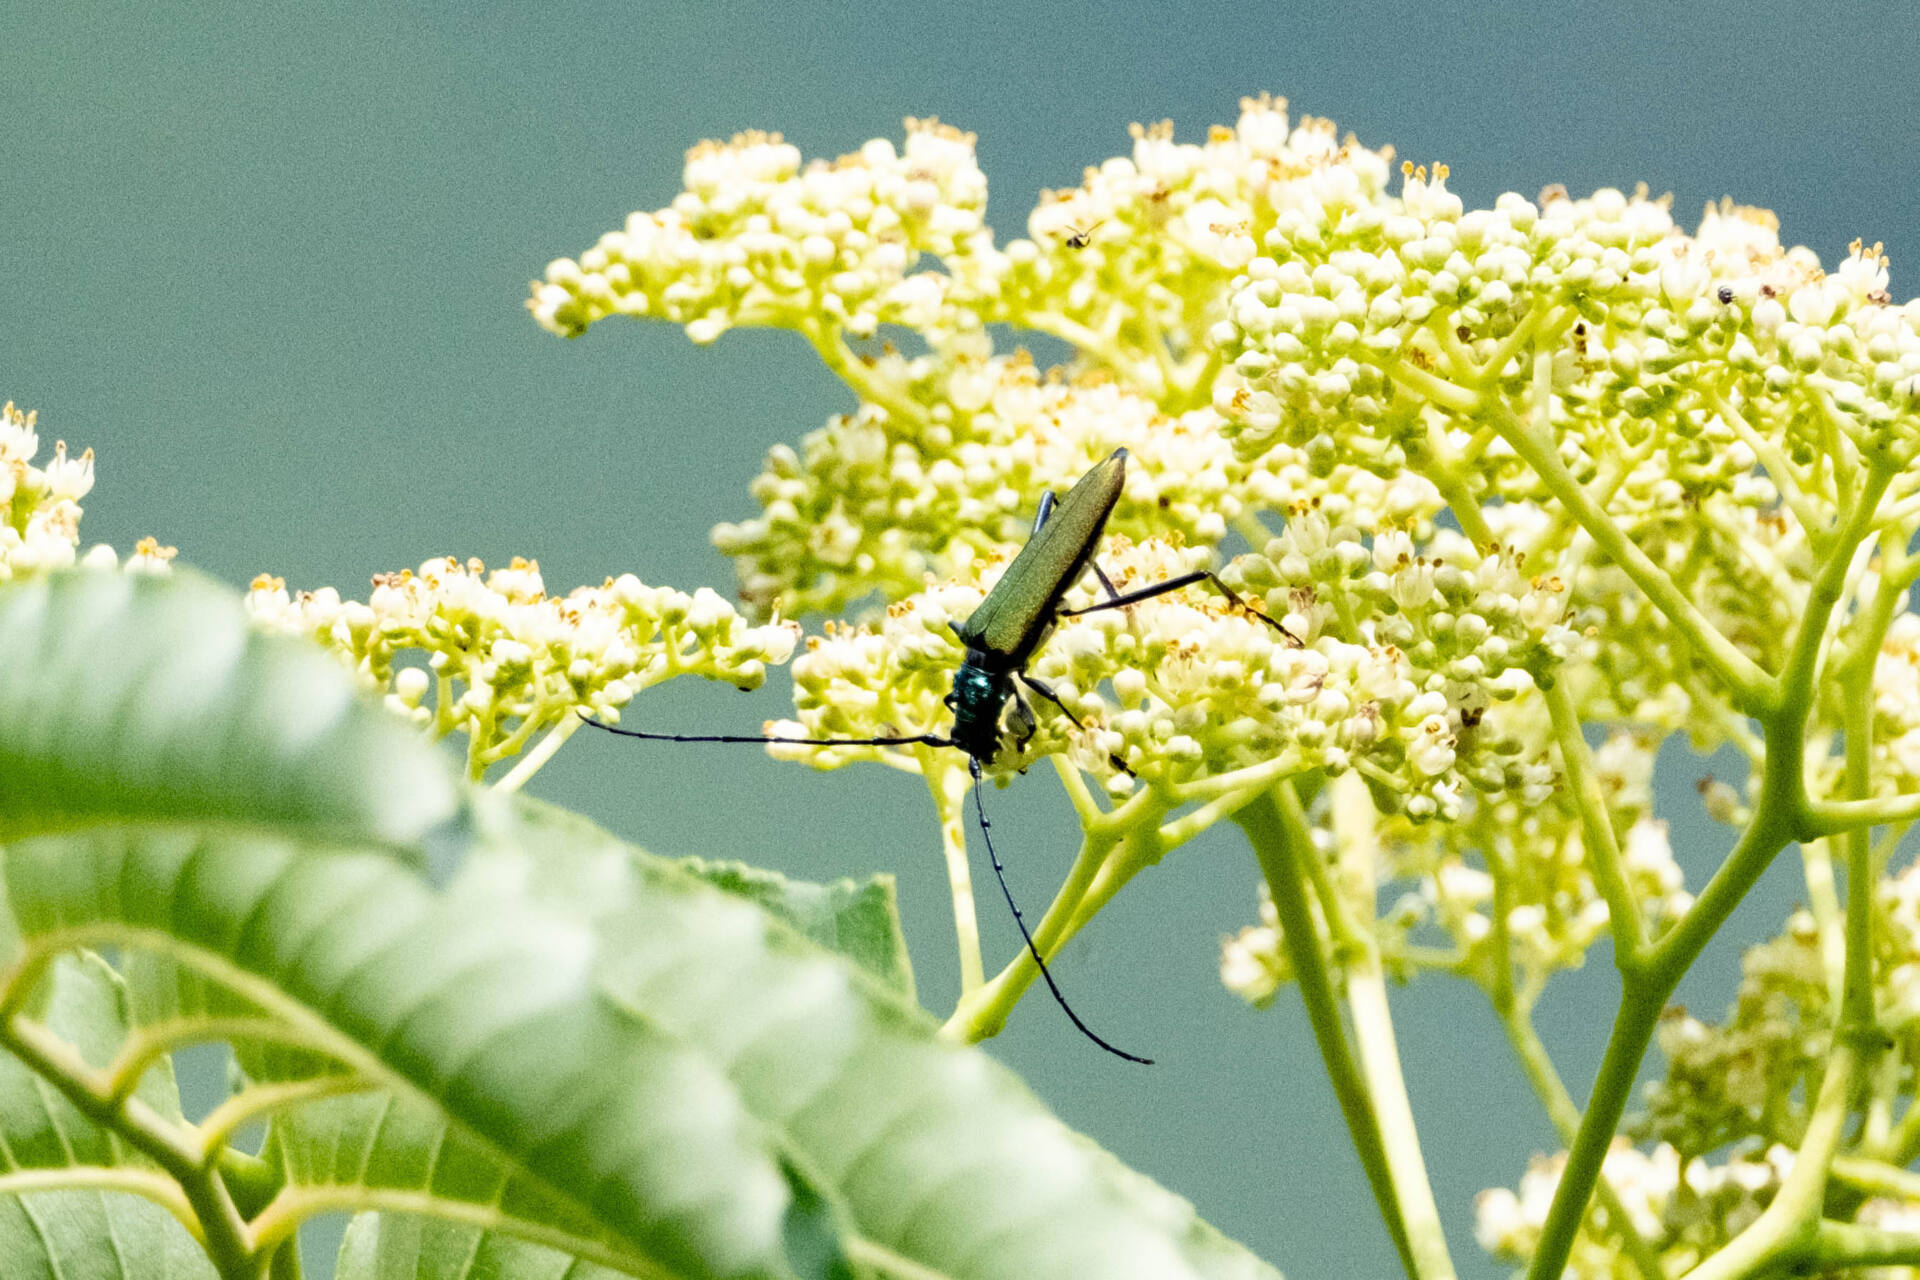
(530, 119, 990, 344)
(1219, 881, 1291, 1007)
(1213, 166, 1920, 736)
(712, 345, 1440, 619)
(993, 94, 1398, 394)
(533, 100, 1434, 625)
(0, 401, 174, 579)
(1216, 172, 1920, 473)
(247, 556, 798, 779)
(1475, 1139, 1798, 1277)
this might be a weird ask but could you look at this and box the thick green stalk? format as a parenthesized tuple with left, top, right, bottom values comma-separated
(1493, 1003, 1665, 1280)
(1233, 788, 1418, 1278)
(1526, 464, 1891, 1278)
(1685, 562, 1900, 1279)
(1324, 774, 1456, 1280)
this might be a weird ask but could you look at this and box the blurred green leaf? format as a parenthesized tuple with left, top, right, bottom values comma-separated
(0, 570, 459, 851)
(0, 570, 1282, 1280)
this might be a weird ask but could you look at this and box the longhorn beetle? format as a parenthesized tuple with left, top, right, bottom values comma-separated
(586, 447, 1298, 1062)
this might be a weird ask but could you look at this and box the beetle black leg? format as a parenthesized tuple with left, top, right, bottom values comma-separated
(1090, 561, 1123, 602)
(1018, 673, 1086, 730)
(1060, 569, 1300, 645)
(1018, 673, 1135, 777)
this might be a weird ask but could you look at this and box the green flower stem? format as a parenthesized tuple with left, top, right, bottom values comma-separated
(1711, 391, 1825, 547)
(1488, 377, 1772, 711)
(1525, 709, 1807, 1278)
(1021, 310, 1167, 402)
(1327, 773, 1457, 1280)
(1805, 792, 1920, 835)
(1810, 1220, 1920, 1270)
(1771, 463, 1894, 716)
(0, 1013, 263, 1280)
(1542, 677, 1648, 968)
(946, 776, 1245, 1042)
(1799, 836, 1847, 1012)
(940, 806, 1135, 1042)
(1831, 1153, 1920, 1199)
(1519, 972, 1670, 1280)
(1491, 1002, 1666, 1280)
(1233, 786, 1417, 1280)
(1526, 464, 1890, 1278)
(495, 710, 582, 790)
(803, 321, 931, 429)
(1682, 1042, 1861, 1280)
(924, 756, 986, 996)
(1417, 421, 1494, 548)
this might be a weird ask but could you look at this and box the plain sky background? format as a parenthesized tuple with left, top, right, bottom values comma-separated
(6, 3, 1919, 1276)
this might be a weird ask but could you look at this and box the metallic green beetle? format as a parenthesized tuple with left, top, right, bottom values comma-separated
(588, 447, 1297, 1062)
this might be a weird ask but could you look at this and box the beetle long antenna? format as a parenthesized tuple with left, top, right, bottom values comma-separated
(968, 759, 1152, 1065)
(579, 712, 950, 751)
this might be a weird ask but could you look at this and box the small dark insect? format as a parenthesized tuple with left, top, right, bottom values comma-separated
(585, 449, 1298, 1063)
(1063, 220, 1105, 250)
(1716, 286, 1734, 304)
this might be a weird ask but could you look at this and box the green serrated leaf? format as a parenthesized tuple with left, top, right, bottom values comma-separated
(673, 856, 915, 1004)
(0, 952, 216, 1280)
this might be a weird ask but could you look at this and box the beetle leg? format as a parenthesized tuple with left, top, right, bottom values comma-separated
(1019, 673, 1135, 778)
(1059, 569, 1300, 645)
(1018, 674, 1085, 730)
(1030, 489, 1058, 538)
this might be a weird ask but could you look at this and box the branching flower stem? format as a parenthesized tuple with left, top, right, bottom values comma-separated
(1495, 370, 1773, 712)
(1525, 457, 1899, 1280)
(1682, 617, 1886, 1280)
(803, 321, 930, 429)
(945, 753, 1325, 1043)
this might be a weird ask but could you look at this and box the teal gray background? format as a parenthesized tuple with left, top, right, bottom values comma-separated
(5, 3, 1917, 1275)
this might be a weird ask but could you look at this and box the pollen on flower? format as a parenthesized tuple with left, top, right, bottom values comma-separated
(0, 401, 170, 581)
(247, 556, 800, 783)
